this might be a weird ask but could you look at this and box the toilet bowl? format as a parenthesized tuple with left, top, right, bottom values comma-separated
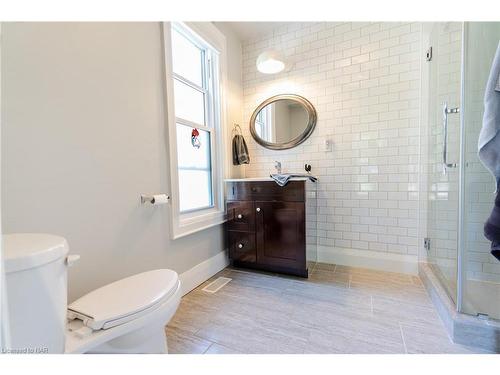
(3, 233, 181, 354)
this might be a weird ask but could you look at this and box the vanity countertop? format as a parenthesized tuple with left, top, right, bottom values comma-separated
(224, 177, 311, 182)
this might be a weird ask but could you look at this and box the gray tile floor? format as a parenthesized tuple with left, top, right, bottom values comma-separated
(165, 264, 489, 354)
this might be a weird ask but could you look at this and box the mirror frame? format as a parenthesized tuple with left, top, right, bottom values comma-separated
(249, 94, 317, 150)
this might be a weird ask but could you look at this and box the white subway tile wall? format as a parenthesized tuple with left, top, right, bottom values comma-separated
(241, 22, 422, 259)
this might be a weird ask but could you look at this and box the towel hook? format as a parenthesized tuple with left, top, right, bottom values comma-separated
(232, 123, 242, 136)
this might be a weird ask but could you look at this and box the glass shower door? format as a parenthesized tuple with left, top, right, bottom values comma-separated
(461, 22, 500, 320)
(425, 22, 463, 302)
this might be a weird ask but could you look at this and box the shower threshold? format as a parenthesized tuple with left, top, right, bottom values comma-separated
(419, 263, 500, 353)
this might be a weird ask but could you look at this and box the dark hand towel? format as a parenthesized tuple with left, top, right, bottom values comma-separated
(232, 134, 250, 165)
(484, 187, 500, 261)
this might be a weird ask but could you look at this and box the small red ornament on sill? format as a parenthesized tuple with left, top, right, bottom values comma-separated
(191, 128, 201, 149)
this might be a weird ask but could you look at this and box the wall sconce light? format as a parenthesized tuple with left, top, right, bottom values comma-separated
(256, 50, 285, 74)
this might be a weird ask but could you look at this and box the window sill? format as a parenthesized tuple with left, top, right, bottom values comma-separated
(171, 208, 227, 240)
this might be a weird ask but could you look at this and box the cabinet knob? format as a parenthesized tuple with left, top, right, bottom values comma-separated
(238, 243, 244, 249)
(256, 207, 261, 212)
(237, 214, 243, 219)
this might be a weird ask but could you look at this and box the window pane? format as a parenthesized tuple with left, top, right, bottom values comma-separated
(176, 123, 211, 169)
(176, 123, 213, 212)
(174, 79, 205, 125)
(171, 28, 203, 86)
(178, 170, 212, 212)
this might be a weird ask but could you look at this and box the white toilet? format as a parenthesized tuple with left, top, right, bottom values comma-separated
(3, 233, 182, 354)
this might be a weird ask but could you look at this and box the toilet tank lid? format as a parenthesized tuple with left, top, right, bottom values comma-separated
(3, 233, 69, 273)
(67, 269, 179, 331)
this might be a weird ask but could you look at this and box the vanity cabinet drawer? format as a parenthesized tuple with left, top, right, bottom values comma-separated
(229, 231, 256, 263)
(227, 201, 255, 232)
(226, 181, 305, 202)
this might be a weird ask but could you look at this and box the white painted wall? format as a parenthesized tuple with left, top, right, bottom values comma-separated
(289, 104, 309, 140)
(1, 22, 243, 301)
(213, 22, 245, 178)
(274, 100, 291, 142)
(0, 21, 9, 350)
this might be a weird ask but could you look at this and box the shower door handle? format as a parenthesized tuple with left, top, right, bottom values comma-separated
(442, 102, 459, 175)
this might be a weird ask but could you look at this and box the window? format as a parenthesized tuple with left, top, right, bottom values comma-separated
(164, 22, 227, 238)
(255, 104, 274, 142)
(171, 26, 214, 212)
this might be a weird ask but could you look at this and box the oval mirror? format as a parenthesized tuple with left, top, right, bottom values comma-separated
(249, 94, 317, 150)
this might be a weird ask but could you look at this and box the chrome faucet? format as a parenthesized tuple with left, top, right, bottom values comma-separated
(274, 161, 282, 174)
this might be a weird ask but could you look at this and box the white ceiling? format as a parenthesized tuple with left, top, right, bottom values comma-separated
(218, 22, 292, 42)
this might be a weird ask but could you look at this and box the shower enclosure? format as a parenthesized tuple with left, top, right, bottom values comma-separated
(421, 22, 500, 326)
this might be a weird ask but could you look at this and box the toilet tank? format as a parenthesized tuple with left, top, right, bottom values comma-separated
(3, 234, 70, 354)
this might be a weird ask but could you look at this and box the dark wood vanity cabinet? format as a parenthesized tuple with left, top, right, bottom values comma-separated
(226, 180, 307, 277)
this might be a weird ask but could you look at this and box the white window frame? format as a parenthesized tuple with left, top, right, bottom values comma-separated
(255, 104, 275, 142)
(163, 22, 228, 239)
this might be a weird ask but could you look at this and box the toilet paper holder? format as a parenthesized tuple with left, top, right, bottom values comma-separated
(140, 194, 170, 205)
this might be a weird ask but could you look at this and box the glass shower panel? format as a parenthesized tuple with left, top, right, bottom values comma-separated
(425, 22, 463, 302)
(462, 22, 500, 320)
(306, 180, 318, 268)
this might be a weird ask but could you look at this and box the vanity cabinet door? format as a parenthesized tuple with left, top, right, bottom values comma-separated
(255, 201, 306, 270)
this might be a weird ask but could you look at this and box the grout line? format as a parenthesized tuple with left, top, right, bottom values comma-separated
(348, 275, 352, 288)
(333, 264, 338, 273)
(202, 342, 215, 354)
(370, 296, 374, 315)
(399, 323, 408, 354)
(195, 333, 238, 354)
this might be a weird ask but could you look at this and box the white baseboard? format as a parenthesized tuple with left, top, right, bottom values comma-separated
(316, 245, 418, 275)
(179, 250, 229, 296)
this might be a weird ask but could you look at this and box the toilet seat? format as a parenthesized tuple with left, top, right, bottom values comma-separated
(68, 269, 179, 331)
(65, 269, 182, 354)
